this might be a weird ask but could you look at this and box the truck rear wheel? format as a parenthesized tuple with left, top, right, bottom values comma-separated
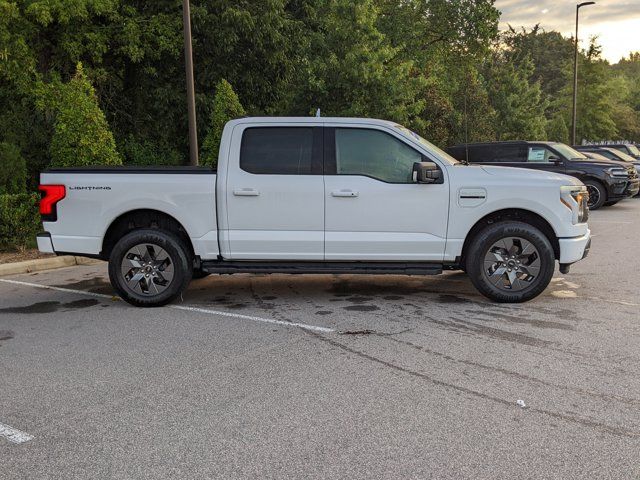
(108, 229, 192, 307)
(465, 221, 555, 303)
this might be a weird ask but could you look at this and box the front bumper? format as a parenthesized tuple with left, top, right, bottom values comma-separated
(609, 177, 639, 199)
(625, 178, 640, 197)
(558, 229, 591, 264)
(37, 232, 55, 253)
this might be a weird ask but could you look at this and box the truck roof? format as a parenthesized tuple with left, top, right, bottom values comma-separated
(227, 116, 400, 127)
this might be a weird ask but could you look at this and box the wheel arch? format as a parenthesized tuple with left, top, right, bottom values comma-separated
(460, 208, 560, 265)
(101, 209, 195, 260)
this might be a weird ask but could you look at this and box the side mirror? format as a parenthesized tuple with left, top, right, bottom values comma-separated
(412, 162, 441, 184)
(548, 155, 562, 164)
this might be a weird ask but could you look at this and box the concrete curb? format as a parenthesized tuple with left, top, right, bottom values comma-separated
(0, 256, 103, 277)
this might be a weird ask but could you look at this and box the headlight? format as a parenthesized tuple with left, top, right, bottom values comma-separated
(607, 167, 628, 178)
(560, 186, 589, 224)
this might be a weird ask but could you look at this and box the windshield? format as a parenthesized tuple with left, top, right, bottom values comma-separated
(394, 125, 460, 165)
(625, 144, 640, 156)
(552, 143, 587, 160)
(605, 148, 636, 163)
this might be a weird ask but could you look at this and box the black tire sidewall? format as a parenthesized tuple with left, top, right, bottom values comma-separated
(584, 180, 606, 210)
(465, 221, 555, 303)
(108, 229, 192, 307)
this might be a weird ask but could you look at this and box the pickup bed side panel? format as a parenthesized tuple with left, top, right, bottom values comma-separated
(40, 172, 219, 258)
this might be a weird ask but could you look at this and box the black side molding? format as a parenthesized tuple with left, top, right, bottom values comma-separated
(201, 261, 443, 276)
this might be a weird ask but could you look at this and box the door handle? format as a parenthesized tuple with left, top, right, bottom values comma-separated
(233, 188, 260, 196)
(331, 190, 359, 197)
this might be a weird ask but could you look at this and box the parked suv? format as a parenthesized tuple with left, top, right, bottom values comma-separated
(584, 143, 640, 160)
(447, 141, 639, 209)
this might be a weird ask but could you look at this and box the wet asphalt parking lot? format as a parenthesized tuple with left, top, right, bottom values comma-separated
(1, 200, 639, 479)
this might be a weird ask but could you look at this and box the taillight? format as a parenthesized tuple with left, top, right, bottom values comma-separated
(39, 184, 66, 222)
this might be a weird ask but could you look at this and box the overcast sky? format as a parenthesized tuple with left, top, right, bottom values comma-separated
(495, 0, 640, 63)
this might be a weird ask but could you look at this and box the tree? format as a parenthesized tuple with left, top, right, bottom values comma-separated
(546, 115, 569, 143)
(483, 52, 547, 140)
(283, 0, 426, 133)
(201, 79, 245, 167)
(37, 63, 121, 167)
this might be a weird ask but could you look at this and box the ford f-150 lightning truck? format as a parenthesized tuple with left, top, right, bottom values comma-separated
(37, 117, 591, 306)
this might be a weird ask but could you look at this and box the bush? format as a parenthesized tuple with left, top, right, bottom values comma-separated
(119, 135, 184, 166)
(201, 79, 245, 168)
(0, 193, 41, 250)
(37, 63, 122, 167)
(0, 142, 27, 194)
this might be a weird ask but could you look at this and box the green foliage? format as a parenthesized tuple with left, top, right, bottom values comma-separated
(38, 63, 122, 167)
(119, 135, 184, 166)
(546, 115, 570, 144)
(483, 52, 548, 140)
(201, 79, 245, 167)
(0, 193, 40, 250)
(283, 0, 427, 133)
(0, 142, 27, 194)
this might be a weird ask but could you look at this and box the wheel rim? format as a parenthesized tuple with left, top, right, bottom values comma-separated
(482, 237, 541, 292)
(586, 185, 600, 208)
(120, 243, 175, 295)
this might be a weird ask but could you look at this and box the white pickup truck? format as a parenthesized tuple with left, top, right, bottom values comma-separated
(37, 117, 591, 306)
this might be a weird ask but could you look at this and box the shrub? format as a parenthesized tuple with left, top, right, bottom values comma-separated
(0, 193, 41, 250)
(37, 63, 122, 167)
(0, 142, 27, 194)
(119, 135, 184, 166)
(201, 79, 245, 168)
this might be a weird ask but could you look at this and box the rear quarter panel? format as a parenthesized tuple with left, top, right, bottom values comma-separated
(40, 172, 218, 258)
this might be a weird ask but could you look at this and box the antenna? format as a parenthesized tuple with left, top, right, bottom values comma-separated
(315, 108, 321, 118)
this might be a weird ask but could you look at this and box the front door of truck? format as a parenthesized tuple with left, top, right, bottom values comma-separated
(323, 126, 449, 261)
(225, 125, 324, 260)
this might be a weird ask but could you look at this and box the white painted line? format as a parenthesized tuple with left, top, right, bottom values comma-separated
(0, 278, 334, 333)
(0, 278, 112, 299)
(172, 305, 334, 333)
(0, 422, 33, 444)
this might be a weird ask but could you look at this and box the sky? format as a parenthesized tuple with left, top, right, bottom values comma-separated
(495, 0, 640, 63)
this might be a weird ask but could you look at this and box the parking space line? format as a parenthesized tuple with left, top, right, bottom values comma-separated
(0, 278, 334, 334)
(0, 422, 33, 444)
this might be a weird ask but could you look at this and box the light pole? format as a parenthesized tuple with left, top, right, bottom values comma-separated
(571, 1, 595, 146)
(183, 0, 198, 166)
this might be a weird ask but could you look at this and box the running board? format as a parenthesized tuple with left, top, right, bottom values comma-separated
(201, 261, 443, 276)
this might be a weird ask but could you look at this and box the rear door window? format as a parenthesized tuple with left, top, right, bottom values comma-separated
(240, 127, 316, 175)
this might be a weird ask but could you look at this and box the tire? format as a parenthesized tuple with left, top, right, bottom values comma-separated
(192, 268, 210, 279)
(108, 229, 192, 307)
(465, 221, 555, 303)
(584, 179, 606, 210)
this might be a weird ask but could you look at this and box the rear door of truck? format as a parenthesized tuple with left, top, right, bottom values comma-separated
(222, 124, 325, 260)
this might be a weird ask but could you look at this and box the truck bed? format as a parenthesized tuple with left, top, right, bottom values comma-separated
(39, 166, 219, 259)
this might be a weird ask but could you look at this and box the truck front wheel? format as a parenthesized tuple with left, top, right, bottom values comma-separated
(465, 221, 555, 303)
(108, 229, 192, 307)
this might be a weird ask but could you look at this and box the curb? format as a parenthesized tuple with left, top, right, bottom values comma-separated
(0, 256, 103, 277)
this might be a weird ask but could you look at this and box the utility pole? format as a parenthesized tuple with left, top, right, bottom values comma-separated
(571, 1, 595, 146)
(182, 0, 198, 166)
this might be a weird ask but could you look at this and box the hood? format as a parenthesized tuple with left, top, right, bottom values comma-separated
(480, 165, 583, 186)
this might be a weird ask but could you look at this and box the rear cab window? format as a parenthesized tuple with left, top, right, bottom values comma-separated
(240, 127, 321, 174)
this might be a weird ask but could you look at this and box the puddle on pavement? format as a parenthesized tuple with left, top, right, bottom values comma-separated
(53, 277, 113, 295)
(0, 298, 100, 314)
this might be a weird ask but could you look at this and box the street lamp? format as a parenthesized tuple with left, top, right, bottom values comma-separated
(183, 0, 198, 166)
(571, 1, 595, 146)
